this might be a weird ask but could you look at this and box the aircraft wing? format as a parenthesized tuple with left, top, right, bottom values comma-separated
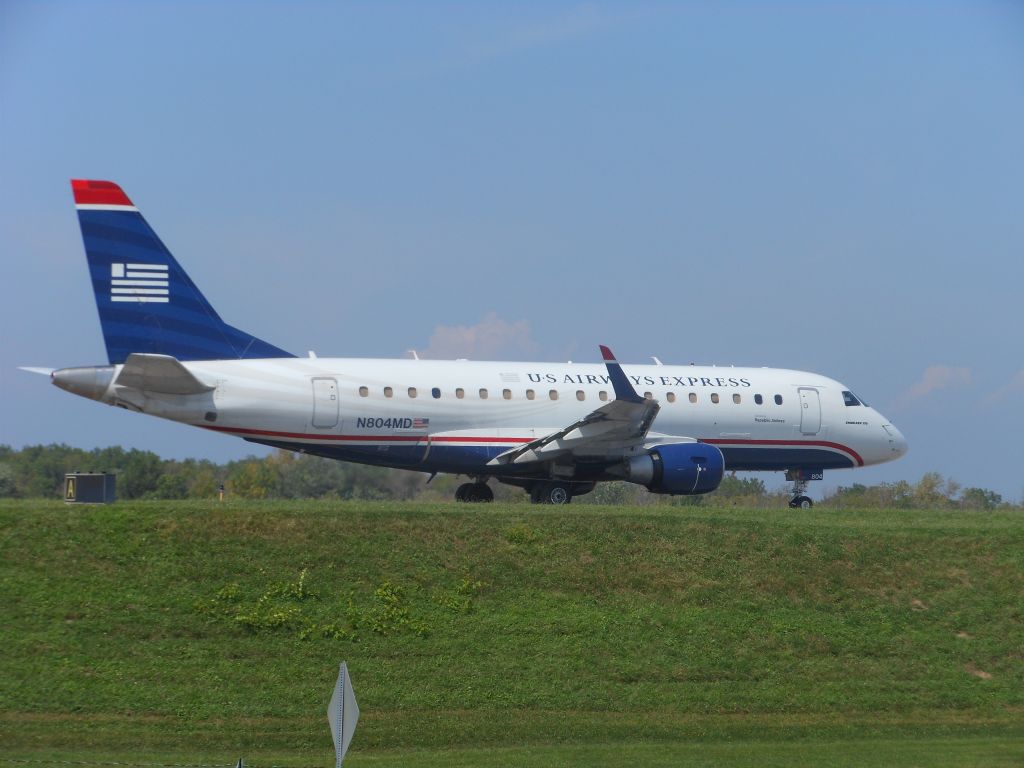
(488, 345, 660, 468)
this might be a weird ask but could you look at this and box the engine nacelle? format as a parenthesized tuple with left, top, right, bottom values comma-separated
(622, 442, 725, 495)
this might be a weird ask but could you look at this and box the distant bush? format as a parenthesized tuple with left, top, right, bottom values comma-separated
(824, 472, 1015, 510)
(0, 444, 1017, 508)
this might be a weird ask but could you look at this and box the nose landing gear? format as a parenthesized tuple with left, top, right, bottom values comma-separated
(789, 490, 813, 509)
(785, 468, 821, 509)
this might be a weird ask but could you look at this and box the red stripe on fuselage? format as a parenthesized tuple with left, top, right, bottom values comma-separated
(702, 438, 864, 466)
(200, 424, 532, 444)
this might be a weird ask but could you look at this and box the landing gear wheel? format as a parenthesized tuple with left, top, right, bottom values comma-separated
(530, 482, 572, 505)
(785, 472, 815, 509)
(456, 482, 493, 503)
(469, 483, 494, 503)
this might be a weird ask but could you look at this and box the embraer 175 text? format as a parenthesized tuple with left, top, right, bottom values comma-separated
(28, 180, 908, 506)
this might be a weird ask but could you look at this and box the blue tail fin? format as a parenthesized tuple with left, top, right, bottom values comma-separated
(72, 180, 294, 364)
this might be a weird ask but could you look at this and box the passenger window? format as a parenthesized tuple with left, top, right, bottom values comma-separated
(431, 387, 441, 399)
(733, 394, 741, 404)
(774, 394, 783, 405)
(526, 389, 535, 400)
(384, 386, 393, 398)
(666, 392, 676, 403)
(689, 392, 697, 403)
(503, 389, 512, 400)
(549, 390, 559, 400)
(644, 392, 653, 400)
(576, 390, 586, 401)
(599, 391, 608, 401)
(711, 393, 720, 404)
(754, 394, 763, 405)
(358, 386, 368, 397)
(479, 388, 488, 399)
(408, 387, 417, 398)
(842, 390, 861, 406)
(456, 388, 465, 399)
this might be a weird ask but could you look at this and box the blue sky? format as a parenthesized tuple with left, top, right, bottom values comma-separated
(2, 2, 1023, 500)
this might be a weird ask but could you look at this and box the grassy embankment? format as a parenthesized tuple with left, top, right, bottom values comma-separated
(2, 500, 1022, 767)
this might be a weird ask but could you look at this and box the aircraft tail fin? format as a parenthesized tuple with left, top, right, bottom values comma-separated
(71, 179, 294, 364)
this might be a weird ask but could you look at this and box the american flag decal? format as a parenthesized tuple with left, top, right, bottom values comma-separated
(110, 263, 169, 303)
(412, 417, 430, 429)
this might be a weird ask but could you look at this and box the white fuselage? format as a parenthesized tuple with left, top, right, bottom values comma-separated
(87, 356, 907, 479)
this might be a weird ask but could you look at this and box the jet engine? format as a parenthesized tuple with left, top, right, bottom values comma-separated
(619, 442, 725, 495)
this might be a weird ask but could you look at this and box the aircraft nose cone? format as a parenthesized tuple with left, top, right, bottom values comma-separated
(884, 423, 908, 457)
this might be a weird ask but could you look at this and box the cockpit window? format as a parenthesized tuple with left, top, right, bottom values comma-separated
(842, 391, 861, 406)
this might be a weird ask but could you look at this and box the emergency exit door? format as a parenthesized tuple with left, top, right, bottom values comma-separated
(798, 387, 821, 435)
(312, 377, 339, 428)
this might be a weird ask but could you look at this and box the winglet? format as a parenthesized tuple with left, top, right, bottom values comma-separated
(599, 345, 644, 403)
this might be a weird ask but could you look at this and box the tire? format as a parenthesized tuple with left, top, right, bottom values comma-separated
(467, 483, 494, 503)
(458, 482, 493, 503)
(548, 484, 571, 504)
(532, 482, 571, 505)
(796, 495, 813, 509)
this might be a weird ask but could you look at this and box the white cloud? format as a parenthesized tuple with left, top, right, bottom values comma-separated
(502, 5, 612, 51)
(456, 5, 615, 68)
(983, 369, 1024, 405)
(420, 313, 539, 361)
(898, 365, 972, 407)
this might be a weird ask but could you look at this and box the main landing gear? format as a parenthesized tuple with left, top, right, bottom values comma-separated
(529, 481, 573, 505)
(452, 477, 590, 505)
(455, 481, 494, 503)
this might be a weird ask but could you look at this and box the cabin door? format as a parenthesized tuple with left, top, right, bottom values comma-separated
(798, 387, 821, 435)
(312, 377, 339, 428)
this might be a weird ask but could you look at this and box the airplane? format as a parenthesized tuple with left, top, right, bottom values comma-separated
(26, 179, 908, 507)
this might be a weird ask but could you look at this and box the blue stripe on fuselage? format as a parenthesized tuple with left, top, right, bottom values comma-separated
(238, 437, 854, 477)
(243, 439, 514, 474)
(716, 446, 854, 471)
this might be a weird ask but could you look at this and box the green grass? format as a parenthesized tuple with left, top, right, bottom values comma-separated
(1, 500, 1022, 766)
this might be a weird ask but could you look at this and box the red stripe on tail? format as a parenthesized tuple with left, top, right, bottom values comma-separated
(71, 179, 134, 206)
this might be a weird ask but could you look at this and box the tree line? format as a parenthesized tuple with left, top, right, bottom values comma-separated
(0, 443, 1016, 509)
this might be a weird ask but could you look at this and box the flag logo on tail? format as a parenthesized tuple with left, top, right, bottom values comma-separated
(110, 263, 169, 303)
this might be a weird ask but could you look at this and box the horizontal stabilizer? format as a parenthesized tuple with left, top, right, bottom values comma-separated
(114, 353, 215, 395)
(18, 366, 56, 376)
